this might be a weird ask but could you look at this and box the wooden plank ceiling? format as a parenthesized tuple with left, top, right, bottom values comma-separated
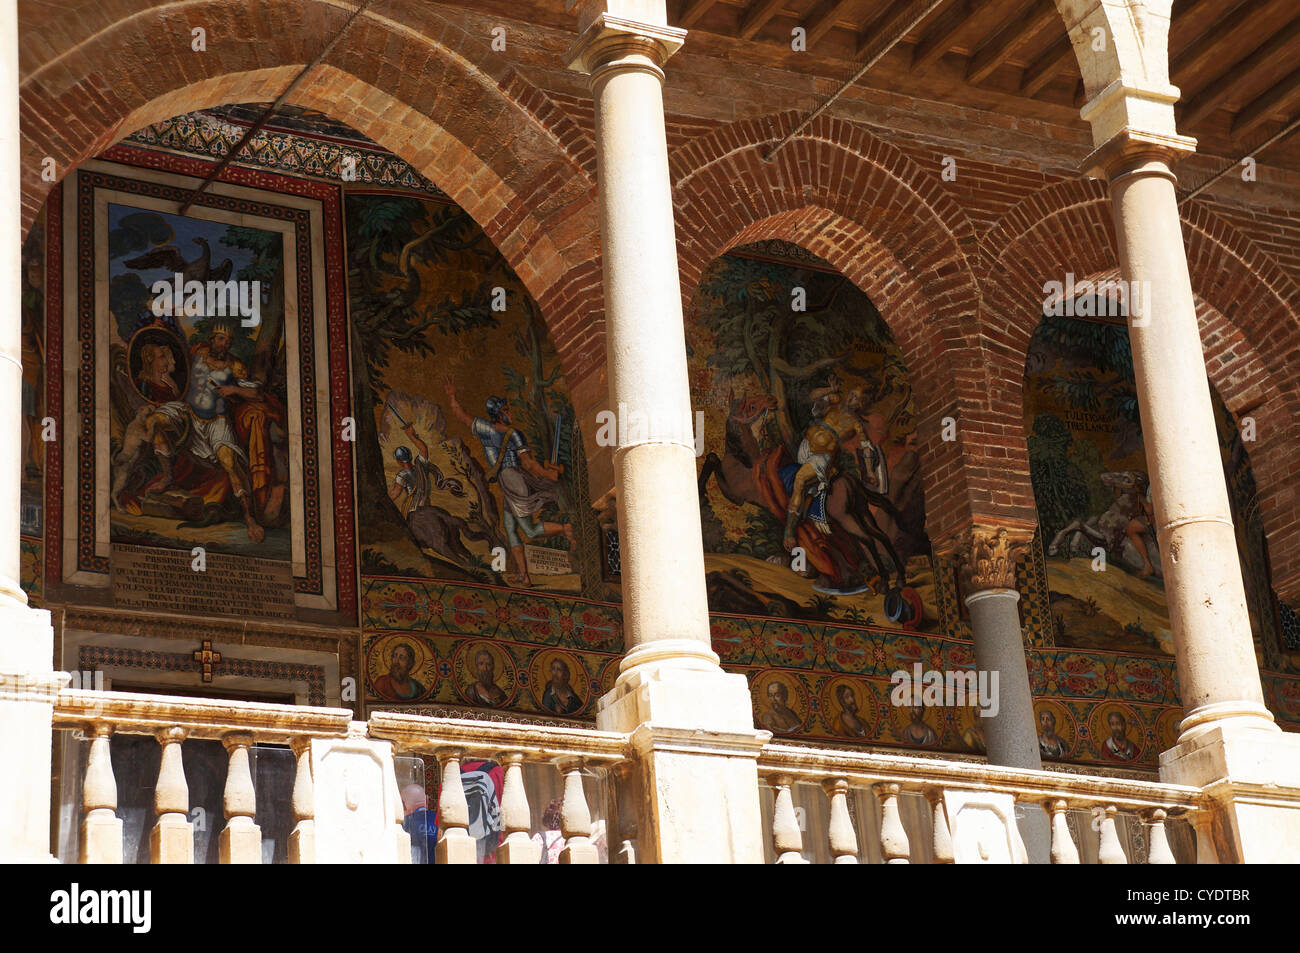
(671, 0, 1300, 158)
(436, 0, 1300, 172)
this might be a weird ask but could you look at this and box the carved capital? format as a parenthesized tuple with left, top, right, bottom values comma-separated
(565, 13, 685, 76)
(948, 525, 1034, 595)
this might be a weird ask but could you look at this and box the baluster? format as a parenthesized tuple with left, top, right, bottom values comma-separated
(768, 774, 805, 864)
(822, 777, 859, 864)
(1145, 808, 1176, 864)
(497, 752, 540, 864)
(558, 758, 599, 864)
(80, 724, 122, 864)
(218, 732, 262, 864)
(1047, 799, 1080, 864)
(435, 747, 477, 864)
(150, 727, 193, 864)
(288, 738, 315, 864)
(875, 782, 910, 864)
(926, 788, 954, 864)
(1097, 804, 1128, 864)
(1190, 809, 1219, 864)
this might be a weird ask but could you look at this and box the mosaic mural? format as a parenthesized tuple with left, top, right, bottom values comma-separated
(106, 202, 290, 557)
(689, 246, 933, 631)
(347, 191, 604, 599)
(53, 147, 356, 617)
(1024, 308, 1284, 659)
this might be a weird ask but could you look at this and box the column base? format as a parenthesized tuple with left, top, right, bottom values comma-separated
(598, 665, 769, 863)
(1159, 721, 1300, 863)
(598, 659, 752, 732)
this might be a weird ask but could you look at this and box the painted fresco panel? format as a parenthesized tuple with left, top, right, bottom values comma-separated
(689, 246, 934, 631)
(1024, 309, 1280, 660)
(347, 191, 603, 599)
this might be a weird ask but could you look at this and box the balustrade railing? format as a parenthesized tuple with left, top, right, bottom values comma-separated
(51, 685, 1212, 865)
(756, 742, 1208, 864)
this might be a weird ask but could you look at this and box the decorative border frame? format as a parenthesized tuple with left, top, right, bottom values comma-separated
(53, 146, 356, 618)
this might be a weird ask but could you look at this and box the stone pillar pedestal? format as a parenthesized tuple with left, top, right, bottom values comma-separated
(311, 728, 410, 864)
(568, 0, 768, 863)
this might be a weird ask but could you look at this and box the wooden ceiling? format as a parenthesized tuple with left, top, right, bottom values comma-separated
(668, 0, 1300, 158)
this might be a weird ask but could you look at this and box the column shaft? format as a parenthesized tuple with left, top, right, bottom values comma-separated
(1107, 154, 1274, 740)
(588, 37, 715, 679)
(966, 590, 1040, 770)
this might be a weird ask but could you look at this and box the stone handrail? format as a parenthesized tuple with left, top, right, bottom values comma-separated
(53, 687, 354, 742)
(757, 742, 1208, 864)
(366, 711, 627, 763)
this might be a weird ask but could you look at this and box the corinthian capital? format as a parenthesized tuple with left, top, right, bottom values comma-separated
(951, 524, 1033, 595)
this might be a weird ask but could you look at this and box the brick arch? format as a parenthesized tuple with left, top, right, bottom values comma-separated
(984, 181, 1300, 601)
(20, 0, 611, 471)
(671, 113, 1012, 545)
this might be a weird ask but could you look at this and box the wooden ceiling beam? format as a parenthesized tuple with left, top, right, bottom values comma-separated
(908, 0, 969, 72)
(803, 0, 861, 48)
(1170, 0, 1269, 86)
(1180, 12, 1300, 128)
(966, 0, 1059, 86)
(679, 0, 721, 29)
(739, 0, 790, 40)
(1020, 33, 1074, 97)
(1232, 64, 1300, 138)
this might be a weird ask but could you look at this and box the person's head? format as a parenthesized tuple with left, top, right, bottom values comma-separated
(1107, 711, 1127, 739)
(139, 342, 173, 379)
(393, 445, 412, 464)
(485, 395, 511, 425)
(542, 797, 563, 830)
(1039, 709, 1057, 734)
(766, 681, 789, 708)
(909, 704, 926, 724)
(211, 328, 232, 358)
(549, 658, 570, 688)
(400, 783, 427, 815)
(389, 642, 415, 679)
(475, 649, 496, 684)
(836, 684, 857, 713)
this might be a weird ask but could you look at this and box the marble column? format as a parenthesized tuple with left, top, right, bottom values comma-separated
(566, 0, 767, 863)
(1088, 135, 1276, 743)
(955, 526, 1049, 862)
(0, 0, 61, 863)
(1073, 72, 1300, 856)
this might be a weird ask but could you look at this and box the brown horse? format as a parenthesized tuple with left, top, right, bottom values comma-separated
(697, 391, 907, 593)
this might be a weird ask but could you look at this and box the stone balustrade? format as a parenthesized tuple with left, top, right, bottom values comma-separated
(53, 686, 353, 864)
(366, 712, 626, 864)
(51, 685, 1211, 865)
(756, 742, 1208, 864)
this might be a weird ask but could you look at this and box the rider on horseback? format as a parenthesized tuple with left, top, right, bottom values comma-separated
(782, 378, 885, 552)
